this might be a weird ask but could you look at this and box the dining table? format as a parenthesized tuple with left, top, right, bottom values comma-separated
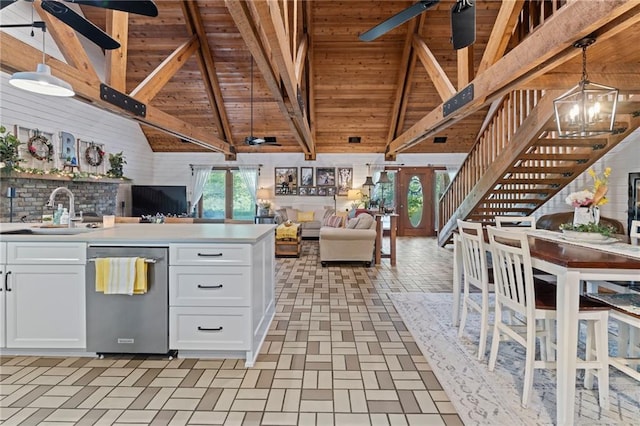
(451, 229, 640, 426)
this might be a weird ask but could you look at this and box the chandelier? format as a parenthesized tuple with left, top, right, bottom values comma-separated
(553, 37, 618, 138)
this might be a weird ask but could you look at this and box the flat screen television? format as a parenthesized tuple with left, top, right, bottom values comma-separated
(131, 185, 188, 216)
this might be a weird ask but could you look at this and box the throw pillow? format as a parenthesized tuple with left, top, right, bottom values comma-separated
(286, 208, 299, 223)
(323, 215, 342, 228)
(275, 208, 288, 223)
(297, 211, 315, 222)
(355, 213, 374, 229)
(346, 216, 360, 229)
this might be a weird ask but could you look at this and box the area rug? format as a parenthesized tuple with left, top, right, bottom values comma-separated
(389, 292, 640, 425)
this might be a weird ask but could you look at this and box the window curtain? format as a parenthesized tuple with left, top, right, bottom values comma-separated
(370, 164, 385, 201)
(236, 165, 259, 207)
(190, 165, 212, 214)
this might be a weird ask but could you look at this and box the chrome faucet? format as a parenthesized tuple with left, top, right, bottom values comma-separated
(47, 186, 75, 227)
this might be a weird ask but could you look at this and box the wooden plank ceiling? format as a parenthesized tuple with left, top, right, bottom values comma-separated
(4, 1, 640, 159)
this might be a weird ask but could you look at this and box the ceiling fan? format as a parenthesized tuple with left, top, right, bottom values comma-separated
(0, 0, 158, 50)
(359, 0, 475, 50)
(245, 58, 280, 146)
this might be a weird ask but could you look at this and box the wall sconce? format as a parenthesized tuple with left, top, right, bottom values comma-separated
(553, 36, 618, 138)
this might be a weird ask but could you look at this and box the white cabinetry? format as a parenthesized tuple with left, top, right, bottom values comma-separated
(169, 234, 275, 366)
(0, 242, 6, 347)
(3, 242, 86, 349)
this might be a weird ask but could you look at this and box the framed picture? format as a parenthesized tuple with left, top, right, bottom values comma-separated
(300, 167, 314, 187)
(326, 186, 336, 196)
(337, 167, 353, 196)
(299, 187, 308, 196)
(316, 167, 335, 186)
(275, 167, 297, 195)
(307, 187, 317, 196)
(317, 187, 327, 196)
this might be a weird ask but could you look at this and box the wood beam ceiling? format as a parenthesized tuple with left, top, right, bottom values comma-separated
(387, 0, 640, 157)
(181, 1, 234, 147)
(412, 34, 455, 101)
(225, 0, 315, 159)
(105, 9, 129, 92)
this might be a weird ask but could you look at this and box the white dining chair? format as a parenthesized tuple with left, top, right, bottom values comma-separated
(487, 226, 610, 409)
(494, 215, 536, 229)
(631, 220, 640, 237)
(457, 219, 493, 360)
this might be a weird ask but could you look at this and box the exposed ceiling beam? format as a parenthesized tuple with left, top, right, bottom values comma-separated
(129, 34, 200, 103)
(0, 33, 234, 155)
(105, 9, 129, 92)
(33, 0, 99, 83)
(412, 34, 456, 101)
(385, 17, 417, 153)
(181, 1, 234, 145)
(388, 0, 639, 156)
(305, 0, 317, 150)
(294, 35, 307, 85)
(251, 0, 315, 158)
(477, 0, 525, 74)
(225, 0, 315, 159)
(456, 46, 474, 89)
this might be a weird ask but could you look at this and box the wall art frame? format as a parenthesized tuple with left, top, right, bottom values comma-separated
(274, 167, 298, 195)
(316, 167, 336, 186)
(300, 166, 314, 187)
(337, 167, 353, 196)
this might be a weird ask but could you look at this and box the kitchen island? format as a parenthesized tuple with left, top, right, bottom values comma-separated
(0, 223, 276, 367)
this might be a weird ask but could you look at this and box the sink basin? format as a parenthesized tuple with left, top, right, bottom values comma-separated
(1, 226, 99, 235)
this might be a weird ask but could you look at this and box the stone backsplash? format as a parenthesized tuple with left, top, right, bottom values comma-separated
(0, 173, 121, 222)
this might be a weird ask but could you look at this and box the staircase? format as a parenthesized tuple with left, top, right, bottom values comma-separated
(437, 90, 640, 247)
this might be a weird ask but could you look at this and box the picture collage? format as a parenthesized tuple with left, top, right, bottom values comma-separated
(274, 166, 352, 196)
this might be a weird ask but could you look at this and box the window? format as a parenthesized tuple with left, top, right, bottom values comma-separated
(200, 169, 257, 220)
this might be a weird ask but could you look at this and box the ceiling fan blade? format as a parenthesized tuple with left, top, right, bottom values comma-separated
(41, 0, 120, 50)
(359, 0, 439, 42)
(63, 0, 158, 17)
(0, 0, 18, 10)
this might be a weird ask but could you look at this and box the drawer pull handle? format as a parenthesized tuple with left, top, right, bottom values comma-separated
(198, 284, 223, 289)
(198, 326, 223, 332)
(5, 271, 11, 291)
(197, 252, 223, 257)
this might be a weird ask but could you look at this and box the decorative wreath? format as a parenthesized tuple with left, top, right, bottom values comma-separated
(27, 134, 54, 161)
(85, 144, 105, 167)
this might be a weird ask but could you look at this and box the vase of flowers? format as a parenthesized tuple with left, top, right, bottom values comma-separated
(563, 167, 610, 228)
(258, 201, 271, 216)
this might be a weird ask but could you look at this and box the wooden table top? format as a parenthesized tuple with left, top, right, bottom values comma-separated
(526, 234, 640, 269)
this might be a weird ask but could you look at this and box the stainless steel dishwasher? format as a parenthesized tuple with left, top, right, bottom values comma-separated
(86, 246, 170, 355)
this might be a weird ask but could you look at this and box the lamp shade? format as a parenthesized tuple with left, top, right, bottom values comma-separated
(362, 176, 375, 187)
(376, 171, 391, 184)
(9, 64, 75, 97)
(256, 188, 271, 200)
(347, 189, 361, 200)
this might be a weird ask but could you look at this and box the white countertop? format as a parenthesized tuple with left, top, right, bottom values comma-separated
(0, 223, 276, 244)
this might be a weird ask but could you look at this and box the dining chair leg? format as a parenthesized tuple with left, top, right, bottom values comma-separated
(522, 321, 537, 408)
(488, 310, 502, 372)
(477, 291, 490, 360)
(583, 315, 610, 410)
(458, 280, 470, 339)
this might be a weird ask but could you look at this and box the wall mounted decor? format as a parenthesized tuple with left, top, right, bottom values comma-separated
(316, 167, 336, 186)
(16, 126, 54, 169)
(275, 167, 298, 195)
(337, 167, 353, 195)
(80, 139, 106, 174)
(60, 131, 77, 165)
(301, 167, 314, 187)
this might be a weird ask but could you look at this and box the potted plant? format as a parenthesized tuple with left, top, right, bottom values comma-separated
(107, 151, 126, 178)
(0, 125, 22, 171)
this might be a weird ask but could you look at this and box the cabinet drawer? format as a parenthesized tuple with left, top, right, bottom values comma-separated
(7, 242, 86, 264)
(170, 266, 251, 307)
(170, 244, 251, 266)
(169, 307, 250, 350)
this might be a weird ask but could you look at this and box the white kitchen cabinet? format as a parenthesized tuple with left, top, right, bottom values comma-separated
(169, 233, 275, 366)
(3, 242, 86, 349)
(0, 242, 6, 348)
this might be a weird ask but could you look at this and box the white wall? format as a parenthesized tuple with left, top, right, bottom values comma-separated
(535, 128, 640, 231)
(152, 152, 467, 212)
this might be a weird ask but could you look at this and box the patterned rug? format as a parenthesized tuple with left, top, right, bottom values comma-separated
(389, 292, 640, 425)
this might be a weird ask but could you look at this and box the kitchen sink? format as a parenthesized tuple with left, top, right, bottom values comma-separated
(0, 226, 100, 235)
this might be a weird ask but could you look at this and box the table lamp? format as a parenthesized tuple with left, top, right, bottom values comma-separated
(347, 189, 362, 210)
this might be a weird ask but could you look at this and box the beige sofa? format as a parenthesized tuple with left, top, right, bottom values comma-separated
(319, 213, 377, 266)
(274, 204, 334, 238)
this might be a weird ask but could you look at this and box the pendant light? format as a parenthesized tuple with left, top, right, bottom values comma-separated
(553, 36, 618, 138)
(245, 57, 265, 145)
(9, 22, 74, 97)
